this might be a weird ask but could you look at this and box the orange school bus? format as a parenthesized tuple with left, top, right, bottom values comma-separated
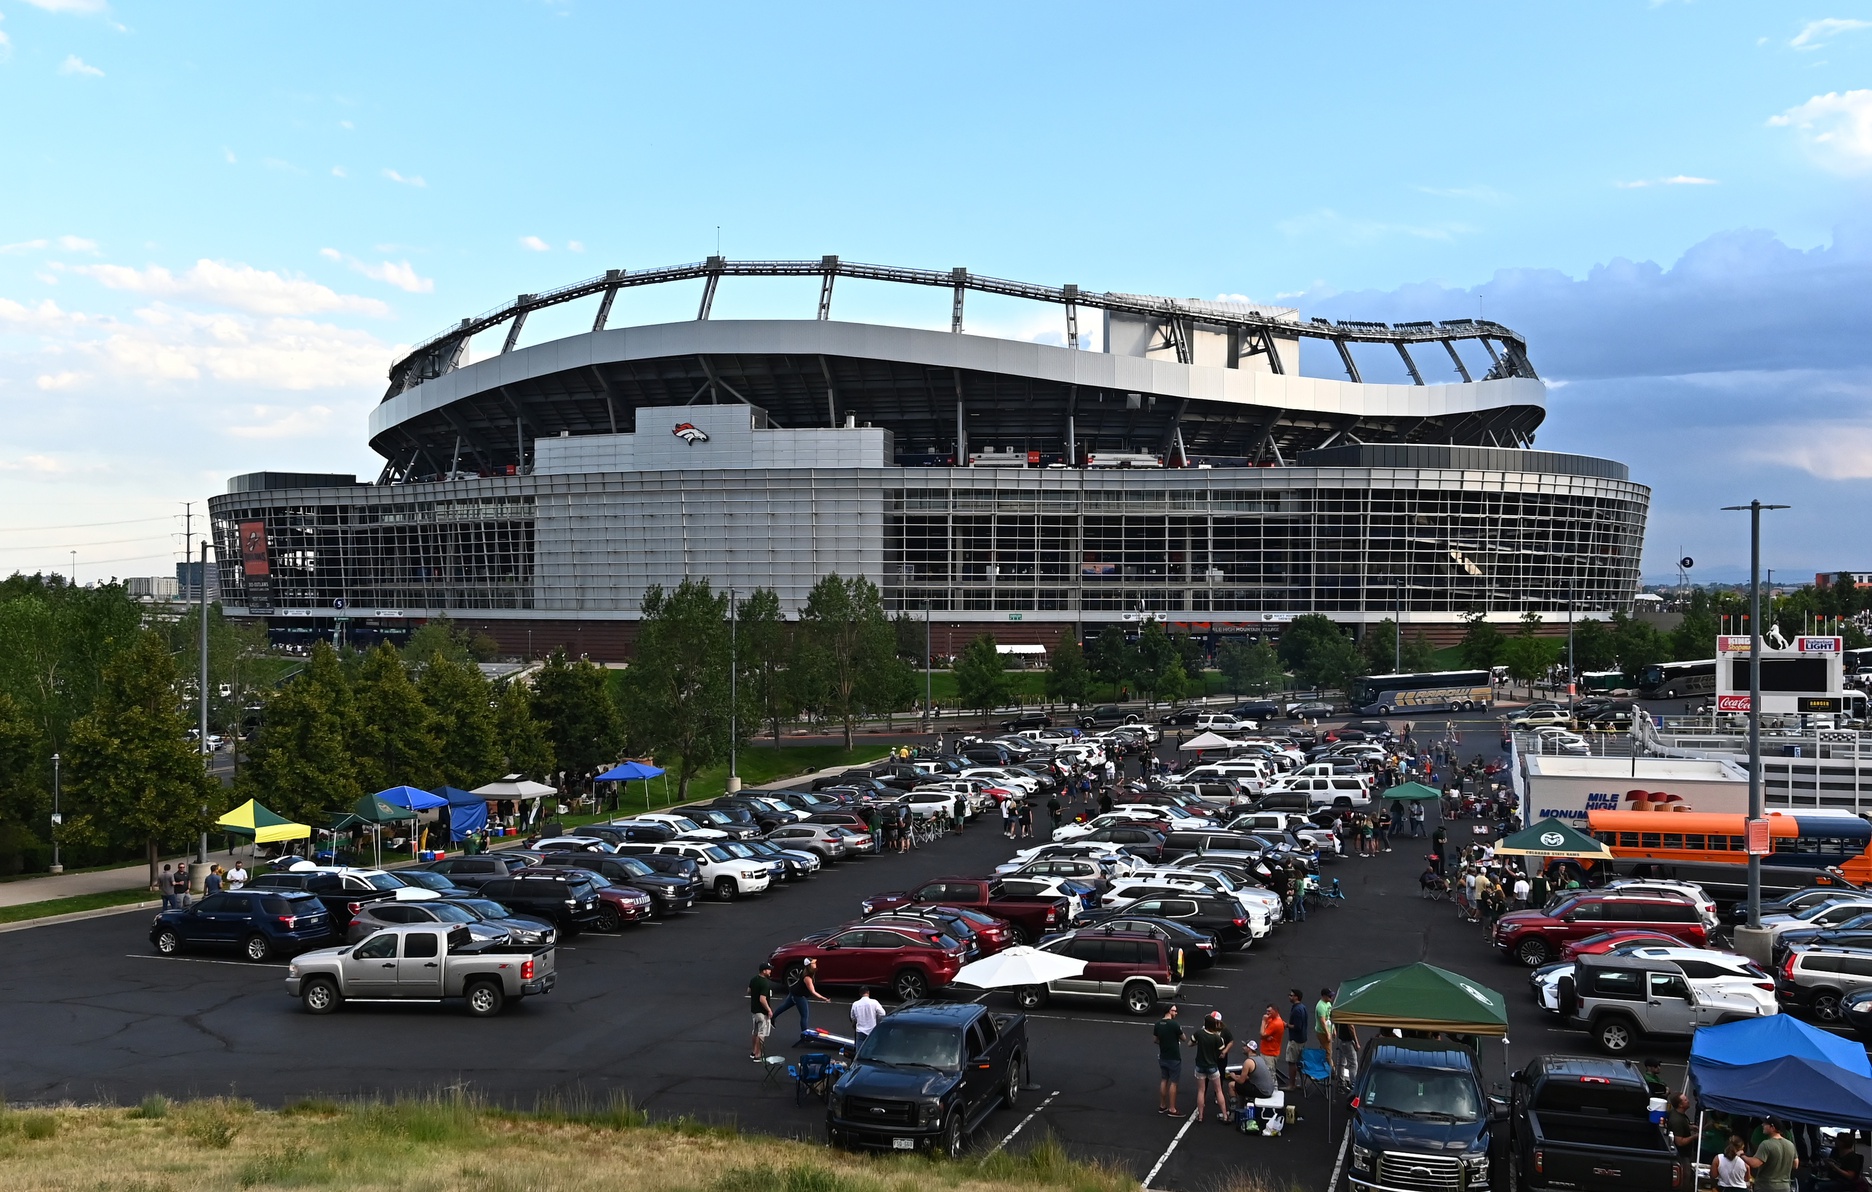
(1584, 810, 1872, 902)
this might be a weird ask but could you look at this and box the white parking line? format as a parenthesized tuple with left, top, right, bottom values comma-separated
(987, 1089, 1058, 1155)
(1325, 1122, 1351, 1192)
(126, 954, 287, 969)
(1140, 1107, 1200, 1189)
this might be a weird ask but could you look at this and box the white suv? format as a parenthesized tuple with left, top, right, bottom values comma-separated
(646, 841, 771, 901)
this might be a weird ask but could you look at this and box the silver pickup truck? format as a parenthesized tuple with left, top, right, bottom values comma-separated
(286, 923, 556, 1017)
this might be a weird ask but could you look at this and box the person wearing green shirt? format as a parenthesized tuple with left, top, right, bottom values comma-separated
(747, 963, 776, 1061)
(1747, 1119, 1799, 1192)
(1314, 989, 1335, 1060)
(1193, 1011, 1235, 1123)
(1153, 1005, 1185, 1117)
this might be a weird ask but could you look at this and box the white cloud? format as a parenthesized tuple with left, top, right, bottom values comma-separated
(55, 235, 97, 251)
(58, 54, 102, 77)
(1, 235, 96, 255)
(0, 239, 49, 254)
(68, 259, 390, 317)
(222, 146, 237, 165)
(567, 240, 585, 253)
(0, 30, 12, 61)
(318, 247, 342, 261)
(1749, 423, 1872, 480)
(1791, 18, 1871, 49)
(519, 235, 551, 252)
(352, 259, 433, 294)
(381, 167, 426, 187)
(21, 0, 110, 12)
(1770, 91, 1872, 173)
(225, 404, 335, 439)
(1615, 175, 1718, 188)
(330, 165, 346, 178)
(0, 296, 92, 331)
(1276, 208, 1471, 244)
(34, 371, 84, 390)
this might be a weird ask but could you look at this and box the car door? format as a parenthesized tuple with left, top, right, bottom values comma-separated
(815, 930, 868, 983)
(340, 931, 400, 996)
(185, 893, 241, 944)
(1052, 937, 1105, 996)
(1644, 970, 1700, 1035)
(397, 928, 447, 996)
(846, 930, 905, 984)
(962, 1021, 997, 1114)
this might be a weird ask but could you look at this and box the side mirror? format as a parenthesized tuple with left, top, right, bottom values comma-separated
(821, 939, 840, 950)
(1489, 1096, 1510, 1122)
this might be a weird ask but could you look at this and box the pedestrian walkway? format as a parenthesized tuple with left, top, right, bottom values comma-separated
(0, 861, 159, 908)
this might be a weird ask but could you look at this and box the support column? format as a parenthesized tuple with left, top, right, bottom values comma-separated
(1063, 284, 1079, 349)
(592, 270, 621, 331)
(697, 256, 723, 319)
(951, 268, 966, 332)
(954, 372, 967, 463)
(501, 296, 532, 353)
(818, 255, 838, 319)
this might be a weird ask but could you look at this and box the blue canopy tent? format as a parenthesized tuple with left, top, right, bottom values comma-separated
(1689, 1055, 1872, 1130)
(597, 760, 668, 810)
(1689, 1013, 1872, 1076)
(372, 785, 450, 858)
(436, 786, 489, 843)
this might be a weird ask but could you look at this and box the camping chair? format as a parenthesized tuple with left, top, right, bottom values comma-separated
(1297, 1048, 1333, 1100)
(789, 1052, 836, 1105)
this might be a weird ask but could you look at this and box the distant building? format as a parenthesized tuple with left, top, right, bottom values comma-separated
(176, 560, 220, 602)
(126, 576, 180, 601)
(1816, 572, 1872, 589)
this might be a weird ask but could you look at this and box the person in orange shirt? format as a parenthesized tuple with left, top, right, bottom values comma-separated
(1259, 1003, 1286, 1086)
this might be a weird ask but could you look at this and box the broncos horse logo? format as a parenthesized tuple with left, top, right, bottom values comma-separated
(672, 422, 710, 444)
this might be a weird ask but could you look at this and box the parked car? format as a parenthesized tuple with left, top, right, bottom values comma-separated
(1078, 893, 1258, 951)
(149, 889, 334, 961)
(764, 822, 861, 861)
(1560, 954, 1775, 1054)
(1078, 705, 1143, 729)
(516, 867, 653, 931)
(531, 851, 700, 915)
(768, 923, 968, 1002)
(685, 807, 762, 841)
(1000, 711, 1053, 731)
(635, 840, 773, 900)
(1021, 930, 1183, 1015)
(1510, 709, 1573, 729)
(1072, 823, 1168, 861)
(608, 845, 705, 885)
(1348, 1037, 1499, 1192)
(409, 854, 531, 891)
(1559, 929, 1690, 960)
(392, 869, 473, 897)
(1492, 892, 1710, 966)
(1286, 700, 1334, 719)
(1761, 897, 1872, 941)
(568, 821, 677, 846)
(1842, 987, 1872, 1042)
(861, 876, 1074, 945)
(286, 923, 555, 1017)
(1537, 947, 1774, 1014)
(827, 1002, 1027, 1158)
(1771, 914, 1872, 968)
(1041, 915, 1220, 970)
(249, 866, 434, 920)
(1508, 1055, 1685, 1192)
(440, 897, 557, 945)
(345, 898, 509, 945)
(1729, 882, 1863, 924)
(477, 871, 607, 933)
(1775, 946, 1872, 1022)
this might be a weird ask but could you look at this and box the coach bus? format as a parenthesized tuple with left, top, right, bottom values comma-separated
(1584, 808, 1872, 901)
(1346, 670, 1493, 716)
(1634, 659, 1717, 701)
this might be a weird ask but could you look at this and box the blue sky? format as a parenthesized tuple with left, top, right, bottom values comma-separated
(1, 2, 1869, 583)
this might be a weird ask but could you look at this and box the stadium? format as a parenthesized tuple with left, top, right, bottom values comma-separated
(207, 257, 1650, 658)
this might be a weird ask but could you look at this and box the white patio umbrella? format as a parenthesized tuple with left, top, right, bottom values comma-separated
(1178, 730, 1241, 752)
(470, 775, 558, 799)
(951, 945, 1087, 989)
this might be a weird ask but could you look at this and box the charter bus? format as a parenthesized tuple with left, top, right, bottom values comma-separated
(1634, 659, 1716, 701)
(1346, 670, 1493, 716)
(1584, 809, 1872, 902)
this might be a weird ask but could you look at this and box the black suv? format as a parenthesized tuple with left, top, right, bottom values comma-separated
(410, 854, 530, 891)
(533, 851, 700, 914)
(1081, 893, 1254, 949)
(478, 871, 606, 933)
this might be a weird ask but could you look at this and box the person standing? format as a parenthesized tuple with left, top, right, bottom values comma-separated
(158, 863, 176, 910)
(1000, 797, 1014, 839)
(225, 860, 248, 890)
(850, 987, 884, 1048)
(1511, 872, 1531, 910)
(1313, 988, 1335, 1067)
(203, 865, 223, 897)
(1287, 870, 1307, 923)
(1153, 1004, 1186, 1117)
(1431, 825, 1448, 875)
(172, 862, 192, 908)
(1193, 1011, 1233, 1123)
(1259, 1003, 1286, 1085)
(771, 958, 831, 1034)
(1408, 800, 1425, 838)
(1747, 1119, 1799, 1192)
(1711, 1136, 1751, 1191)
(748, 962, 777, 1060)
(1046, 792, 1062, 836)
(1283, 988, 1310, 1087)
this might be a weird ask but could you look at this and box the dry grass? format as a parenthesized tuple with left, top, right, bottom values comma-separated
(0, 1095, 1138, 1192)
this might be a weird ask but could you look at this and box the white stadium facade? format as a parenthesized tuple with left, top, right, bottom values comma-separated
(207, 258, 1649, 657)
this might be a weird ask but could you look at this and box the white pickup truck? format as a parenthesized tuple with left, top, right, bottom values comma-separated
(286, 923, 556, 1017)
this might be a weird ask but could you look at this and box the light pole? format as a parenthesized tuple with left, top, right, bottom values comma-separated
(1723, 500, 1789, 930)
(728, 587, 739, 793)
(924, 600, 933, 735)
(1566, 578, 1575, 719)
(1394, 578, 1403, 673)
(197, 539, 210, 870)
(49, 752, 61, 875)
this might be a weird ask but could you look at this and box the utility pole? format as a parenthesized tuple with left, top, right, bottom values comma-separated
(1724, 500, 1788, 931)
(1566, 579, 1575, 720)
(925, 602, 933, 734)
(198, 539, 211, 872)
(1394, 579, 1402, 673)
(49, 752, 61, 874)
(728, 587, 739, 793)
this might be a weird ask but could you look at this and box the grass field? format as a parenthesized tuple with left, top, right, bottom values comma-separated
(0, 1094, 1236, 1192)
(0, 888, 155, 925)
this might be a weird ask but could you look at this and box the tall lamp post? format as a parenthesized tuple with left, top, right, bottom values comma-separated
(924, 601, 933, 735)
(49, 752, 61, 875)
(1565, 579, 1575, 719)
(1722, 500, 1789, 930)
(728, 587, 739, 794)
(1394, 578, 1403, 673)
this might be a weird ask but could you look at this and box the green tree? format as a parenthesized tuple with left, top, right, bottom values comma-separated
(64, 632, 220, 887)
(239, 643, 362, 826)
(1570, 618, 1617, 674)
(493, 681, 555, 781)
(954, 634, 1016, 718)
(418, 653, 504, 791)
(1278, 615, 1363, 692)
(531, 650, 624, 783)
(624, 579, 731, 802)
(1400, 632, 1440, 672)
(1044, 638, 1094, 707)
(1088, 627, 1133, 696)
(1610, 612, 1667, 676)
(1219, 638, 1285, 695)
(1456, 609, 1505, 671)
(737, 588, 791, 747)
(350, 644, 440, 793)
(1670, 590, 1720, 662)
(795, 574, 895, 749)
(400, 615, 479, 669)
(0, 692, 47, 873)
(1502, 614, 1562, 698)
(1154, 655, 1190, 705)
(1134, 621, 1181, 705)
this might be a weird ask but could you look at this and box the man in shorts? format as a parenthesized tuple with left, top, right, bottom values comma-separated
(748, 962, 776, 1060)
(1283, 988, 1309, 1087)
(1153, 1004, 1185, 1116)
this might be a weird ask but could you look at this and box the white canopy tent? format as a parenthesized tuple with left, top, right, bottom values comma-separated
(1178, 730, 1243, 752)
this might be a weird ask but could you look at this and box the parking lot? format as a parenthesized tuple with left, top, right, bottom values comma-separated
(0, 708, 1815, 1190)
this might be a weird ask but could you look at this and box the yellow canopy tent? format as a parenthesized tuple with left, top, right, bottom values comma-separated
(215, 799, 311, 844)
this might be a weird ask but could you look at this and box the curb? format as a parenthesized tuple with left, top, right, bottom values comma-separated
(0, 899, 161, 934)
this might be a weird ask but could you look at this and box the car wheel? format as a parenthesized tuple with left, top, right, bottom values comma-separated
(942, 1111, 966, 1160)
(893, 968, 929, 1002)
(1595, 1015, 1636, 1055)
(593, 907, 622, 933)
(301, 977, 341, 1015)
(1812, 989, 1846, 1022)
(714, 877, 737, 901)
(783, 961, 808, 989)
(1122, 980, 1158, 1017)
(153, 928, 181, 956)
(1515, 938, 1549, 967)
(464, 979, 506, 1017)
(1004, 1053, 1024, 1109)
(1014, 985, 1048, 1010)
(1007, 925, 1030, 946)
(242, 933, 272, 963)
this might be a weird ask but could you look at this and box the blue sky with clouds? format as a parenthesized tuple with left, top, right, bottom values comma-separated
(1, 2, 1868, 582)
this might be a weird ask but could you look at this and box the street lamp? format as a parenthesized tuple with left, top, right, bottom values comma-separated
(1722, 500, 1790, 930)
(728, 587, 739, 794)
(1565, 578, 1575, 719)
(49, 752, 61, 875)
(1394, 578, 1403, 673)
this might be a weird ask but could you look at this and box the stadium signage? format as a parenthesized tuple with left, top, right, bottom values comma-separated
(672, 422, 710, 444)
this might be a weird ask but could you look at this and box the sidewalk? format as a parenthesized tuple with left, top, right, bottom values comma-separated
(0, 861, 158, 908)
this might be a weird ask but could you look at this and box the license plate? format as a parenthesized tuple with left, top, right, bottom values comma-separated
(892, 1138, 915, 1150)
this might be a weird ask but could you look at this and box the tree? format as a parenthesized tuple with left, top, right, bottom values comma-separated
(532, 650, 624, 783)
(624, 579, 732, 802)
(1610, 612, 1667, 677)
(1044, 638, 1093, 707)
(1400, 632, 1440, 672)
(1170, 632, 1206, 690)
(401, 616, 478, 669)
(1219, 638, 1284, 695)
(1456, 609, 1505, 671)
(1278, 615, 1363, 692)
(418, 653, 504, 791)
(239, 643, 362, 827)
(737, 588, 791, 747)
(1669, 590, 1720, 662)
(493, 681, 555, 781)
(1570, 618, 1617, 674)
(954, 634, 1016, 717)
(1155, 655, 1190, 705)
(1502, 615, 1562, 698)
(1134, 621, 1182, 705)
(1088, 627, 1133, 696)
(64, 632, 219, 887)
(1361, 619, 1403, 674)
(795, 574, 895, 749)
(350, 644, 440, 794)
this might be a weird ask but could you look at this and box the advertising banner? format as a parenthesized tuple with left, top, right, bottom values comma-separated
(237, 520, 273, 613)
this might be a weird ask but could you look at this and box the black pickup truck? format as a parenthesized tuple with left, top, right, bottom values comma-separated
(827, 1001, 1028, 1159)
(1508, 1055, 1687, 1192)
(1348, 1036, 1501, 1192)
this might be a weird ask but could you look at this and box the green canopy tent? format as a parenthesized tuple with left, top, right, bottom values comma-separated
(330, 794, 416, 868)
(1492, 816, 1612, 860)
(1378, 781, 1444, 802)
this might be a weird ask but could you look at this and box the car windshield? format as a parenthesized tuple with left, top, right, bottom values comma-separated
(720, 843, 755, 858)
(398, 871, 454, 891)
(856, 1021, 963, 1070)
(615, 857, 654, 877)
(669, 818, 702, 832)
(700, 845, 733, 862)
(450, 899, 501, 920)
(429, 903, 478, 923)
(1365, 1067, 1482, 1121)
(362, 873, 403, 891)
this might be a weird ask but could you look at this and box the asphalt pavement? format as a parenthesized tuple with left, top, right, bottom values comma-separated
(0, 711, 1678, 1191)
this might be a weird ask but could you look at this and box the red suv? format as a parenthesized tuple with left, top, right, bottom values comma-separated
(768, 924, 967, 1002)
(1494, 893, 1708, 966)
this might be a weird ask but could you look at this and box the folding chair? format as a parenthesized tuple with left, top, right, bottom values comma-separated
(1297, 1048, 1333, 1099)
(791, 1051, 834, 1105)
